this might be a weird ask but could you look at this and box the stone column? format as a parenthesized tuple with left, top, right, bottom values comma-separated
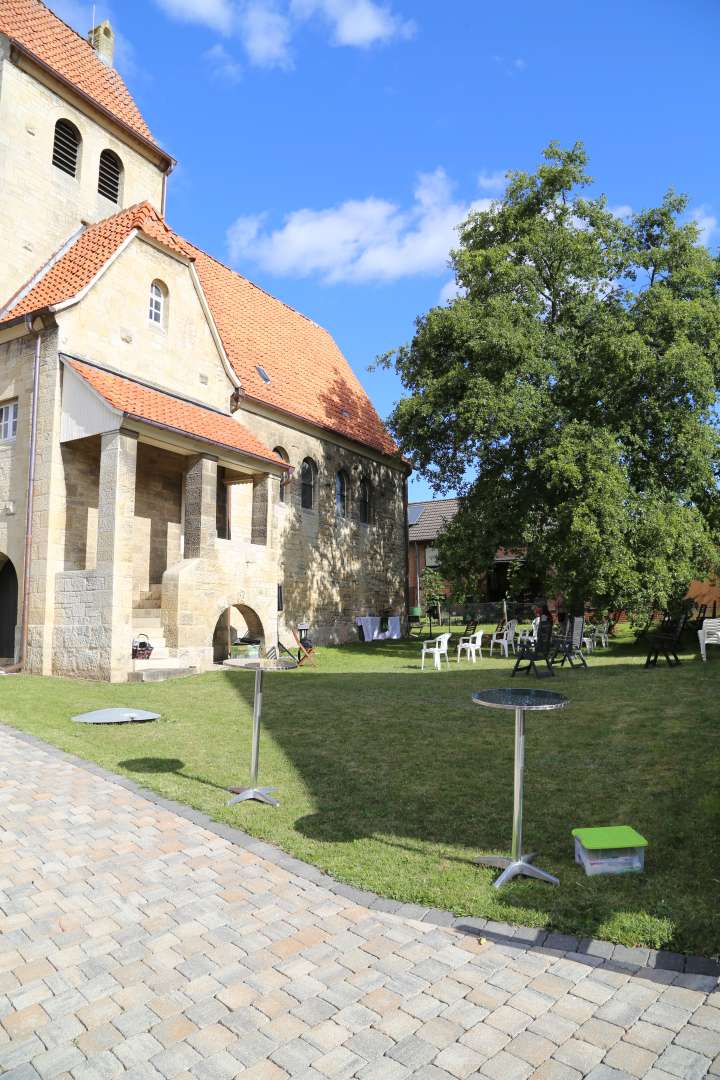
(251, 475, 270, 546)
(96, 428, 138, 681)
(184, 454, 218, 558)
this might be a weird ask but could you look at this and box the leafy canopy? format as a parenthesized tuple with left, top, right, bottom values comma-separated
(382, 143, 720, 612)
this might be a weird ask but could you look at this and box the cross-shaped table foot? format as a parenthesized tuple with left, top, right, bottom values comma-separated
(475, 853, 558, 888)
(227, 786, 279, 807)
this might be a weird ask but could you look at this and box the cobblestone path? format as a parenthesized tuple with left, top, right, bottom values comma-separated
(0, 730, 718, 1079)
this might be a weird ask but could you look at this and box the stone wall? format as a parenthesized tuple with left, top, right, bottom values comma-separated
(57, 238, 232, 411)
(61, 437, 100, 571)
(52, 569, 109, 678)
(234, 405, 408, 645)
(0, 41, 164, 305)
(132, 443, 183, 602)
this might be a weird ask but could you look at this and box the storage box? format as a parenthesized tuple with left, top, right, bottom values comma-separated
(572, 826, 647, 877)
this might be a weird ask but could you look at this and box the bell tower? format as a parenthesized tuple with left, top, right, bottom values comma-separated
(0, 2, 172, 309)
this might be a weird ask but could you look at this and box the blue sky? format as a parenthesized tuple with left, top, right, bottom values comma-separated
(57, 0, 719, 499)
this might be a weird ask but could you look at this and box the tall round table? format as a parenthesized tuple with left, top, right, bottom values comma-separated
(472, 687, 568, 888)
(223, 656, 297, 806)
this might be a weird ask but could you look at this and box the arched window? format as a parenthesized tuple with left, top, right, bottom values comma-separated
(301, 458, 317, 510)
(273, 447, 289, 503)
(335, 470, 348, 518)
(359, 479, 371, 525)
(148, 280, 168, 328)
(98, 148, 123, 203)
(52, 119, 81, 178)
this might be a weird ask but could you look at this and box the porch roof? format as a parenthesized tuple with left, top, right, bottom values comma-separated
(64, 358, 289, 469)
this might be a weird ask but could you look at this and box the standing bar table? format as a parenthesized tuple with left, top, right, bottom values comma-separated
(223, 656, 297, 806)
(472, 687, 568, 887)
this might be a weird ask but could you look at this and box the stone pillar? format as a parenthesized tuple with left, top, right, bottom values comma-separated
(184, 454, 218, 558)
(96, 428, 138, 681)
(251, 475, 270, 546)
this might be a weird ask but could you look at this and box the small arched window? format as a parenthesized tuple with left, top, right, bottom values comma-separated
(273, 447, 289, 503)
(148, 280, 168, 328)
(52, 119, 81, 178)
(335, 470, 348, 518)
(359, 479, 371, 525)
(98, 148, 123, 203)
(301, 458, 317, 510)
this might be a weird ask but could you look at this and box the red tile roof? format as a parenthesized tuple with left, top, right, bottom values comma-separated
(2, 203, 188, 320)
(0, 0, 161, 150)
(66, 358, 287, 467)
(2, 201, 400, 459)
(186, 243, 399, 457)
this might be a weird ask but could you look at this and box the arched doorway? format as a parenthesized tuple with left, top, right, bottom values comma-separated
(212, 604, 265, 663)
(0, 554, 18, 660)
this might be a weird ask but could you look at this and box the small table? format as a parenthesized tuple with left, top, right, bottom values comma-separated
(223, 657, 297, 806)
(472, 687, 568, 887)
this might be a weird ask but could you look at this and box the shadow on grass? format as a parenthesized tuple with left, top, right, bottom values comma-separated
(223, 641, 720, 953)
(118, 756, 231, 794)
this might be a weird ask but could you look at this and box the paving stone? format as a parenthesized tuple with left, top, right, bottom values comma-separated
(603, 1040, 658, 1077)
(1, 732, 718, 1080)
(654, 1043, 711, 1079)
(386, 1034, 436, 1069)
(622, 1020, 673, 1053)
(641, 1001, 693, 1032)
(576, 1018, 625, 1050)
(506, 1029, 556, 1066)
(675, 1021, 720, 1056)
(432, 1041, 484, 1078)
(484, 1005, 530, 1036)
(531, 1063, 582, 1080)
(479, 1048, 533, 1078)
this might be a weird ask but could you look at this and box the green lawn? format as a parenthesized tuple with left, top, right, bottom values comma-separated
(1, 629, 718, 956)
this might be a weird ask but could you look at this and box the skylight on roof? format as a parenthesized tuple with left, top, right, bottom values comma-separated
(407, 505, 423, 526)
(256, 365, 271, 384)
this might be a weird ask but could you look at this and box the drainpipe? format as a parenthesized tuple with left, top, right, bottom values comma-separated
(18, 315, 42, 671)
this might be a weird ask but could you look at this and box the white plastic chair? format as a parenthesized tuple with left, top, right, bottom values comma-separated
(698, 618, 720, 661)
(489, 619, 517, 657)
(421, 632, 451, 670)
(518, 617, 540, 646)
(457, 629, 483, 663)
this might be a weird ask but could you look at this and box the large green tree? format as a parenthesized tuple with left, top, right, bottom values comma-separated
(383, 143, 720, 613)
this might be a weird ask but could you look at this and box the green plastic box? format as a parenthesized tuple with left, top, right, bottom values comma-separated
(572, 826, 647, 876)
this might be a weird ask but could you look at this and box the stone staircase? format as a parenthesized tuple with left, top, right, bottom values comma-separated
(129, 600, 195, 682)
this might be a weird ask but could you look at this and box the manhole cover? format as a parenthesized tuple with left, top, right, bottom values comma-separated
(72, 708, 160, 725)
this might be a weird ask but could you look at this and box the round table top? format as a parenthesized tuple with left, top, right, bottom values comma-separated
(224, 658, 297, 671)
(471, 687, 569, 711)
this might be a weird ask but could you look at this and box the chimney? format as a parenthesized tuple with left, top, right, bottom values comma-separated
(88, 20, 114, 67)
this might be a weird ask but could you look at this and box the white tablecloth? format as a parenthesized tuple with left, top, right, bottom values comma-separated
(356, 616, 402, 641)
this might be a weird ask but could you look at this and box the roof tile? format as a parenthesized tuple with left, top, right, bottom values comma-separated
(1, 202, 399, 459)
(0, 0, 159, 147)
(66, 358, 286, 466)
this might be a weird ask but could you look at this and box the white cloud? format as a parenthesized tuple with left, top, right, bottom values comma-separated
(439, 278, 465, 304)
(204, 42, 243, 81)
(155, 0, 236, 34)
(239, 2, 293, 67)
(691, 206, 717, 247)
(477, 170, 506, 193)
(152, 0, 413, 66)
(227, 169, 491, 284)
(290, 0, 415, 47)
(608, 204, 632, 220)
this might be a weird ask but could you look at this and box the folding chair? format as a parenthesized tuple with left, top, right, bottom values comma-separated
(291, 627, 317, 666)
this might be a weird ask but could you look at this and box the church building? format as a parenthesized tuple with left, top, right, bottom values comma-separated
(0, 0, 409, 681)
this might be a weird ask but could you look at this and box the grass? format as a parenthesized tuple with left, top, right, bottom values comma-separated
(1, 627, 718, 956)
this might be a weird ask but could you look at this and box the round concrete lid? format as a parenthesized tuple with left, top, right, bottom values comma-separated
(72, 708, 160, 724)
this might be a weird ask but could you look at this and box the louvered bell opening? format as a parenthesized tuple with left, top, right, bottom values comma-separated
(98, 150, 122, 203)
(52, 120, 80, 178)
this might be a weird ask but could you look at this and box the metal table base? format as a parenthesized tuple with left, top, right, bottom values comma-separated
(223, 657, 297, 807)
(471, 691, 567, 888)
